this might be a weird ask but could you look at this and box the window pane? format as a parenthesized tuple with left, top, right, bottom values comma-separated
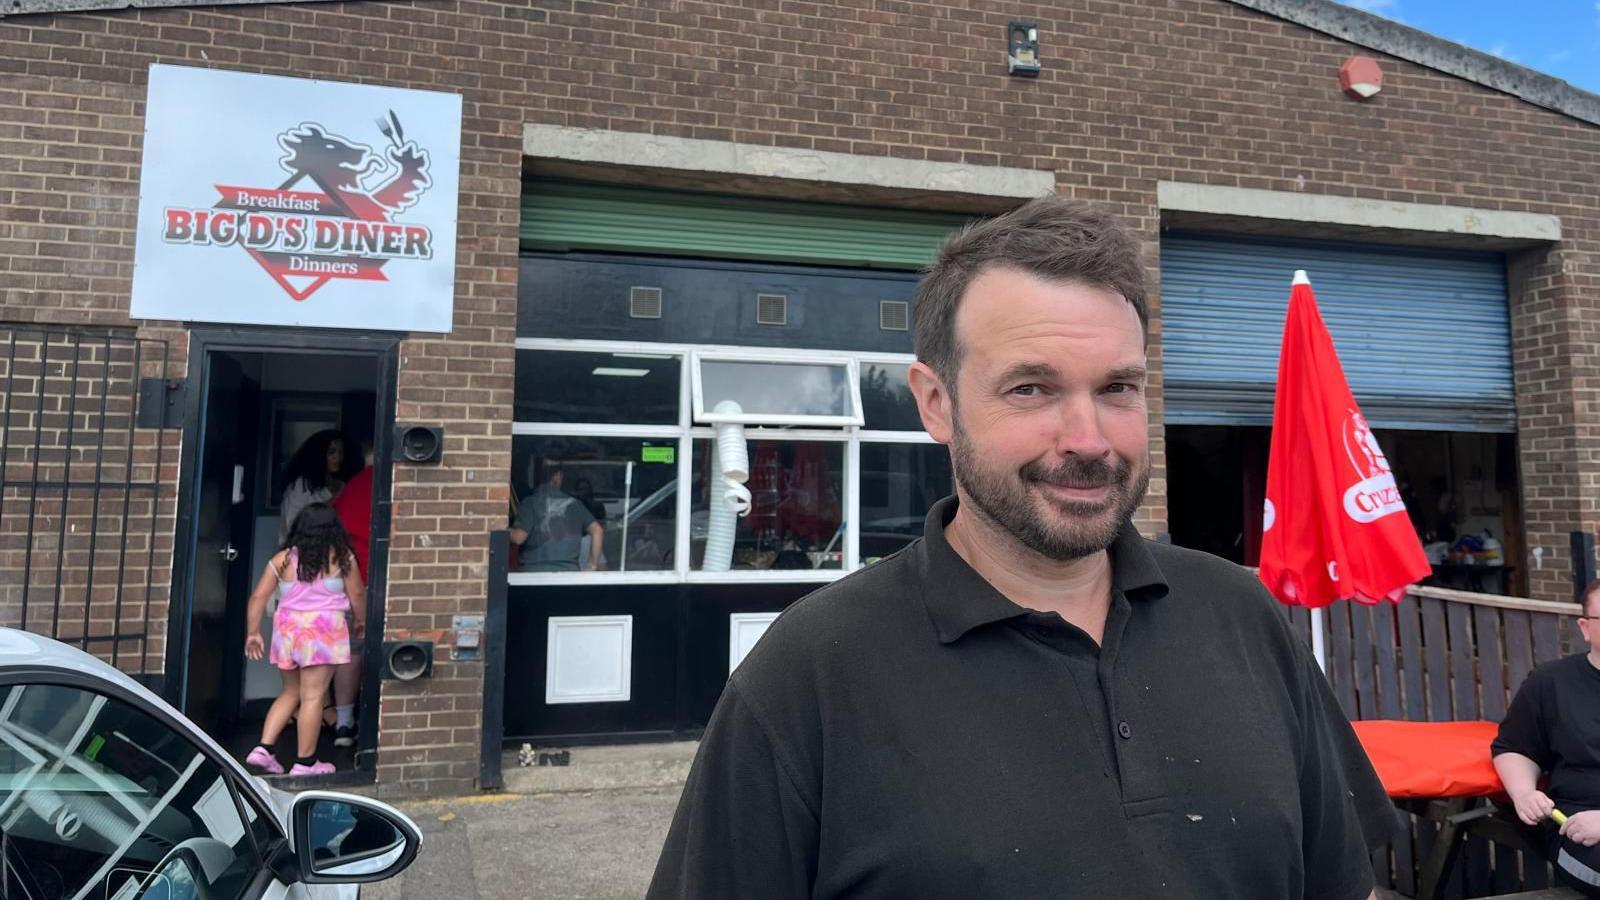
(698, 360, 851, 419)
(515, 350, 680, 425)
(511, 435, 680, 572)
(691, 439, 845, 570)
(860, 362, 923, 430)
(859, 443, 952, 563)
(0, 684, 258, 900)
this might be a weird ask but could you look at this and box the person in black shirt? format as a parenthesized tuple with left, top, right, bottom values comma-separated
(1493, 578, 1600, 893)
(510, 461, 604, 572)
(647, 196, 1388, 900)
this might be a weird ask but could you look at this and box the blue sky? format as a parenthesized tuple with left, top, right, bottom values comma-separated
(1336, 0, 1600, 94)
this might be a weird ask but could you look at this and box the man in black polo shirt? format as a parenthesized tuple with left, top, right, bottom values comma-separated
(648, 197, 1389, 899)
(1493, 579, 1600, 895)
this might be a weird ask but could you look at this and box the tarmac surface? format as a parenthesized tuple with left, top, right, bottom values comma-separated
(363, 786, 682, 900)
(361, 742, 693, 900)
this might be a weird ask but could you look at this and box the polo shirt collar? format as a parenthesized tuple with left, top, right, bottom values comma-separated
(915, 495, 1170, 644)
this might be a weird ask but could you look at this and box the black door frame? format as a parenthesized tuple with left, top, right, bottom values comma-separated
(168, 325, 401, 780)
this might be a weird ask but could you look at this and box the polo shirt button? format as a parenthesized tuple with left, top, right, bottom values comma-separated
(1117, 721, 1133, 740)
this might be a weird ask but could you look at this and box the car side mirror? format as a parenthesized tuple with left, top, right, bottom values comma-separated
(289, 791, 422, 884)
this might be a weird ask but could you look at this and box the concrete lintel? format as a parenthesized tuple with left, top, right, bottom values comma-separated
(1158, 181, 1561, 245)
(524, 124, 1055, 203)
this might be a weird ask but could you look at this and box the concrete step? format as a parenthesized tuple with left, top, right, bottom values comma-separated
(501, 740, 699, 795)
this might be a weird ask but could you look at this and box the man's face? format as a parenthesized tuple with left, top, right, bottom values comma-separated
(1580, 593, 1600, 654)
(913, 266, 1150, 562)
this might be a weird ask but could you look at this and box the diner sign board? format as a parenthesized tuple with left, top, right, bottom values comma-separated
(130, 64, 462, 332)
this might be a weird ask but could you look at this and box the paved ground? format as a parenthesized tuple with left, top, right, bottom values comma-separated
(363, 785, 682, 900)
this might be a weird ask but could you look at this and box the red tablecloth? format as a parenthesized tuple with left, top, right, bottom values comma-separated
(1351, 720, 1506, 799)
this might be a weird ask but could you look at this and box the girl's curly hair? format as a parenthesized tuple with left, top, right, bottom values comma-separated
(282, 502, 355, 582)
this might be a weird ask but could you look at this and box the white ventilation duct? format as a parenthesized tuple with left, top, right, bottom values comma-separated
(702, 400, 751, 572)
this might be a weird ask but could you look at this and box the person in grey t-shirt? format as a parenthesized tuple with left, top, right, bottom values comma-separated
(511, 461, 604, 571)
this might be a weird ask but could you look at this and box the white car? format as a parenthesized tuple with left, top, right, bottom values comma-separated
(0, 627, 421, 900)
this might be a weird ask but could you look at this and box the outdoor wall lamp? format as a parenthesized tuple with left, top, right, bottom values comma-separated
(1008, 20, 1040, 77)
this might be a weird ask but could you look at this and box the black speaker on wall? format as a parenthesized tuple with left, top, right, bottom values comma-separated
(395, 425, 443, 464)
(382, 640, 434, 681)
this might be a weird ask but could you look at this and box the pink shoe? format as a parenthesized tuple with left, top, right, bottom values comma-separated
(245, 746, 284, 775)
(289, 760, 336, 776)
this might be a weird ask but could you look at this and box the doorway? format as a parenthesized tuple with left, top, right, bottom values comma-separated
(1167, 424, 1526, 596)
(170, 329, 398, 781)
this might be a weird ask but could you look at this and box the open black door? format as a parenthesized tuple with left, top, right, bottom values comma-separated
(168, 328, 400, 783)
(182, 352, 260, 730)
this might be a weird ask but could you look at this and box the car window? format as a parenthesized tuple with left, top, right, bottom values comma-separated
(0, 682, 261, 900)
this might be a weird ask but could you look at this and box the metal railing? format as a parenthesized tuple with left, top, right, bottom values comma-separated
(0, 325, 170, 673)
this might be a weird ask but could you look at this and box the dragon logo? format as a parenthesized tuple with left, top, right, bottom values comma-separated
(161, 110, 436, 302)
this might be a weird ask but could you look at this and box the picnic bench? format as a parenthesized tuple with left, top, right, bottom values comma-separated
(1286, 584, 1589, 898)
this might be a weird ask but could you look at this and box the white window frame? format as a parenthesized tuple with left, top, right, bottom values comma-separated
(510, 338, 942, 586)
(690, 349, 865, 427)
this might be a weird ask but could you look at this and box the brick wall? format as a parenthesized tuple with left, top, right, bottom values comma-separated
(4, 0, 1599, 792)
(1507, 248, 1587, 603)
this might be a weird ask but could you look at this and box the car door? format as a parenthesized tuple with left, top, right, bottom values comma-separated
(0, 677, 287, 900)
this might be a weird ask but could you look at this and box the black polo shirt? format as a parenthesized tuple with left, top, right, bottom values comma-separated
(649, 497, 1389, 900)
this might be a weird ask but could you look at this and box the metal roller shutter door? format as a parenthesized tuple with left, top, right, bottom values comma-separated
(1160, 234, 1514, 432)
(521, 180, 972, 270)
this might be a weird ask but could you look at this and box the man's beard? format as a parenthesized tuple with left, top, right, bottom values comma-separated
(949, 415, 1149, 562)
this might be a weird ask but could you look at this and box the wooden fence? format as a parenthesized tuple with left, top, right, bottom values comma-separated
(1286, 586, 1587, 898)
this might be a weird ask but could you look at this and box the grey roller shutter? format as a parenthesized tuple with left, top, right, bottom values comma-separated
(1160, 235, 1514, 432)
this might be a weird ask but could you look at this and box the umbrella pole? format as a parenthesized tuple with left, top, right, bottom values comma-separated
(1310, 607, 1328, 672)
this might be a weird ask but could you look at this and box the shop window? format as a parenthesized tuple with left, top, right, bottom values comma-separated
(860, 362, 923, 431)
(511, 435, 681, 573)
(509, 340, 942, 584)
(514, 349, 681, 425)
(691, 354, 862, 426)
(859, 443, 953, 562)
(690, 439, 845, 571)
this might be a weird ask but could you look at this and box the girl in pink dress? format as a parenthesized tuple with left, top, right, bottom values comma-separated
(243, 503, 366, 776)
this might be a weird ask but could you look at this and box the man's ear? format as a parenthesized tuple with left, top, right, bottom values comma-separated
(908, 361, 955, 444)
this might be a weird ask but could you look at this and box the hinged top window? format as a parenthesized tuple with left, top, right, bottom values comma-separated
(690, 353, 863, 427)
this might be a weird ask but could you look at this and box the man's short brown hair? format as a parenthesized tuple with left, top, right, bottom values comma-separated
(912, 195, 1149, 388)
(1584, 577, 1600, 616)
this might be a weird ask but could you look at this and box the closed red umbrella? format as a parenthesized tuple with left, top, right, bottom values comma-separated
(1258, 272, 1431, 659)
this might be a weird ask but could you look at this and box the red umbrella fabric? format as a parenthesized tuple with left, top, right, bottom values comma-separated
(1258, 271, 1431, 608)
